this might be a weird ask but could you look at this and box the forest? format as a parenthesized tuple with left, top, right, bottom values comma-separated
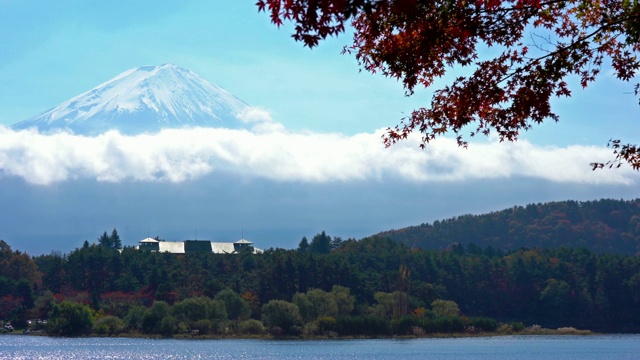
(379, 199, 640, 255)
(1, 225, 640, 337)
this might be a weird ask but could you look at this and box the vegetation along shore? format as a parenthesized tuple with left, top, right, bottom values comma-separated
(2, 207, 639, 338)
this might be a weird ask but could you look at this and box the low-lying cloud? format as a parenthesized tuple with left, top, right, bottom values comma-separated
(0, 125, 636, 186)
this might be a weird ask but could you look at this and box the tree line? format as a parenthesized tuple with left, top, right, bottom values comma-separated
(2, 229, 640, 336)
(379, 199, 640, 255)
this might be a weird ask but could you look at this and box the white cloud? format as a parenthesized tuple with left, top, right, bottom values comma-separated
(0, 125, 636, 186)
(237, 107, 273, 124)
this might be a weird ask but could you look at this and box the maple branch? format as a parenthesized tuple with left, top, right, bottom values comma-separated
(477, 0, 567, 14)
(259, 0, 640, 170)
(499, 16, 637, 84)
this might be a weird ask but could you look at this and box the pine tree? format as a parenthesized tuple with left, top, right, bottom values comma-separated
(309, 231, 331, 254)
(110, 228, 122, 250)
(98, 231, 111, 248)
(297, 237, 309, 253)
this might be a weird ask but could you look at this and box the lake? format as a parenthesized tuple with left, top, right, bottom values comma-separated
(1, 334, 639, 359)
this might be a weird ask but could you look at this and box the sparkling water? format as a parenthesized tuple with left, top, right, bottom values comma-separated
(1, 335, 638, 360)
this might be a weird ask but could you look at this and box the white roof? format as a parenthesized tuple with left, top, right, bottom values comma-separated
(158, 241, 185, 254)
(136, 238, 262, 254)
(211, 242, 236, 254)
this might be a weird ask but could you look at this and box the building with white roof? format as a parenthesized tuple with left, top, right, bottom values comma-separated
(137, 238, 263, 254)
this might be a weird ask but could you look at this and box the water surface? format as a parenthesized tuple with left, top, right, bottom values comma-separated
(1, 334, 638, 360)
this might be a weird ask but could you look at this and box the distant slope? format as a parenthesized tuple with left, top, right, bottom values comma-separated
(377, 199, 640, 255)
(12, 63, 249, 135)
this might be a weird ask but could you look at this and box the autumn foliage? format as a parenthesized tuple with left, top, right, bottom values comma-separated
(257, 0, 640, 169)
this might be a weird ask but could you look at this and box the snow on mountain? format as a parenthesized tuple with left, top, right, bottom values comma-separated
(12, 63, 250, 135)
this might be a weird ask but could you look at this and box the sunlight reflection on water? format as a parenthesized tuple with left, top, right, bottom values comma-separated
(1, 335, 640, 360)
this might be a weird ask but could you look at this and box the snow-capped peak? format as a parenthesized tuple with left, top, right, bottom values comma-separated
(12, 64, 250, 135)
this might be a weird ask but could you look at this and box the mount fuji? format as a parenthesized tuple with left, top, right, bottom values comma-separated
(12, 63, 250, 135)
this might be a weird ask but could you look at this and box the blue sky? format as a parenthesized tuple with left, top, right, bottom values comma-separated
(1, 1, 419, 135)
(0, 1, 639, 254)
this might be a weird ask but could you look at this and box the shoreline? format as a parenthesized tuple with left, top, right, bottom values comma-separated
(4, 326, 595, 340)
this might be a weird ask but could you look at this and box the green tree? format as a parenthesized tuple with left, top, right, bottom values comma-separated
(124, 305, 146, 332)
(31, 291, 56, 320)
(159, 315, 177, 337)
(214, 289, 250, 321)
(208, 300, 228, 322)
(46, 301, 94, 336)
(261, 300, 302, 334)
(331, 285, 355, 317)
(330, 236, 343, 250)
(238, 319, 265, 335)
(98, 231, 112, 248)
(309, 231, 331, 254)
(142, 301, 171, 334)
(0, 240, 41, 285)
(110, 228, 122, 250)
(171, 296, 227, 332)
(540, 278, 572, 323)
(297, 237, 309, 253)
(172, 296, 212, 324)
(373, 291, 411, 320)
(35, 252, 64, 294)
(15, 279, 34, 308)
(431, 299, 461, 318)
(293, 288, 338, 322)
(93, 315, 125, 335)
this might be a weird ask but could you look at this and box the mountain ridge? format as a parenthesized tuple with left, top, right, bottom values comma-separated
(12, 63, 249, 135)
(377, 198, 640, 255)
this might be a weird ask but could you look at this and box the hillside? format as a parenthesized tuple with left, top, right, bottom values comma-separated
(4, 234, 640, 334)
(377, 199, 640, 255)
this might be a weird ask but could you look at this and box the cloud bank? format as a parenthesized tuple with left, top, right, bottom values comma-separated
(0, 124, 636, 186)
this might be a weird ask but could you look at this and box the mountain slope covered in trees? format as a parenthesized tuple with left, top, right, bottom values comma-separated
(378, 199, 640, 255)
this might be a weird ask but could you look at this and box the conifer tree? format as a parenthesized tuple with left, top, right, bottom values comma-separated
(309, 231, 331, 254)
(297, 237, 309, 253)
(110, 228, 122, 250)
(98, 231, 111, 248)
